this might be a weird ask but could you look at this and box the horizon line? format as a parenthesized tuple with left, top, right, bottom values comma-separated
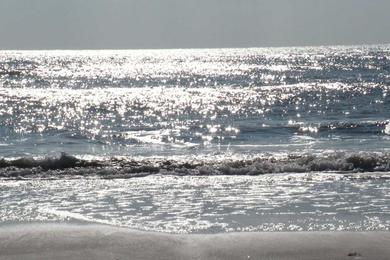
(1, 42, 389, 52)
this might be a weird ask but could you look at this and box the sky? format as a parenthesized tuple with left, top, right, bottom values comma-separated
(0, 0, 389, 49)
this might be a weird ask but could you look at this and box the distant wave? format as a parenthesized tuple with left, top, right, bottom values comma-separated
(237, 120, 390, 136)
(291, 120, 390, 135)
(1, 152, 390, 179)
(0, 69, 23, 77)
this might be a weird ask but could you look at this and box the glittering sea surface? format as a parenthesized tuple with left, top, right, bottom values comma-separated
(1, 46, 390, 158)
(1, 173, 389, 233)
(1, 45, 390, 233)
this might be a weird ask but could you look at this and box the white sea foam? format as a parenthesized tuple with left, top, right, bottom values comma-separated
(384, 122, 390, 135)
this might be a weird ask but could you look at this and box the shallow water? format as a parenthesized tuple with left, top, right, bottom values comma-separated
(1, 173, 389, 233)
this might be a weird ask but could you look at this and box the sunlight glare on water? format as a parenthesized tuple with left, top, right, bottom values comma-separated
(1, 173, 389, 233)
(1, 46, 390, 158)
(1, 46, 390, 233)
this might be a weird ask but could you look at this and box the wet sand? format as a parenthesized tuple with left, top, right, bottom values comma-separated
(0, 224, 389, 260)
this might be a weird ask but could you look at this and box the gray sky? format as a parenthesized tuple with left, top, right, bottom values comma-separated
(0, 0, 389, 49)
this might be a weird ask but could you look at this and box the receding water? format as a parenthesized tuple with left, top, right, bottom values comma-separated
(1, 173, 389, 233)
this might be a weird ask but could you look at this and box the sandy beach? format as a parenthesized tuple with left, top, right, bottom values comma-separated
(0, 224, 389, 260)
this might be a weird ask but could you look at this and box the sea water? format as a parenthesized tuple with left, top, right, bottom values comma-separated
(0, 45, 390, 232)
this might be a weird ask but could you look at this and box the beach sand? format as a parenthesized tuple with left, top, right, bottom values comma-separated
(0, 224, 389, 260)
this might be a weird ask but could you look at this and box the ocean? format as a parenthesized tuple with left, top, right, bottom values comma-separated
(0, 45, 389, 233)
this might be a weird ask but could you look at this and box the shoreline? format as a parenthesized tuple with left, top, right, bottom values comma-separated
(0, 224, 389, 260)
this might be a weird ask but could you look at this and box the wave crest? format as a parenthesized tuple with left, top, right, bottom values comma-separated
(1, 152, 390, 179)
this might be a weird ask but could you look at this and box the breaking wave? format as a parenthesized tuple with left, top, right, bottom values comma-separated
(1, 152, 390, 179)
